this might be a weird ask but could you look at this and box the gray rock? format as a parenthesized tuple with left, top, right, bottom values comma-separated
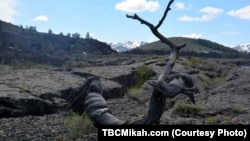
(0, 68, 128, 117)
(101, 78, 125, 99)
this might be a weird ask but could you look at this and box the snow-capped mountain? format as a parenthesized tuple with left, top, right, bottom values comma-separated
(233, 43, 250, 52)
(110, 41, 147, 52)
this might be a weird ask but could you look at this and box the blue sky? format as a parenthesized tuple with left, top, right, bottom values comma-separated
(1, 0, 250, 47)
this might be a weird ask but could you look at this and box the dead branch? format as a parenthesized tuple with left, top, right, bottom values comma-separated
(156, 0, 174, 29)
(126, 0, 186, 82)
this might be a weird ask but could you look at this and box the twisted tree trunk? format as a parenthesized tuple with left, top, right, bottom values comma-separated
(126, 0, 198, 124)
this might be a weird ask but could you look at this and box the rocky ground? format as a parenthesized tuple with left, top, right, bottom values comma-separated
(0, 54, 250, 141)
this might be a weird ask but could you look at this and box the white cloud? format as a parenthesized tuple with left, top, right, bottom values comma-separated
(178, 15, 211, 22)
(228, 5, 250, 20)
(115, 0, 159, 13)
(178, 6, 223, 22)
(181, 33, 202, 39)
(200, 7, 223, 15)
(0, 0, 19, 22)
(32, 15, 49, 22)
(175, 2, 192, 10)
(175, 2, 185, 10)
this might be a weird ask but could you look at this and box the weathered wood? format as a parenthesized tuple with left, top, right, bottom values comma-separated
(126, 0, 198, 124)
(78, 0, 199, 125)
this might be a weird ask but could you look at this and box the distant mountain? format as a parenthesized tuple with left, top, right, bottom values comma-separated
(110, 41, 147, 52)
(126, 37, 242, 58)
(233, 43, 250, 52)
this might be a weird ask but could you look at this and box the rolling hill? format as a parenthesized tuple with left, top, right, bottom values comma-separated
(127, 37, 242, 58)
(0, 20, 116, 55)
(0, 20, 116, 66)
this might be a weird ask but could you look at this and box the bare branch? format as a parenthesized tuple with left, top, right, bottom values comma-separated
(126, 0, 186, 81)
(126, 13, 185, 49)
(126, 14, 154, 29)
(155, 0, 174, 29)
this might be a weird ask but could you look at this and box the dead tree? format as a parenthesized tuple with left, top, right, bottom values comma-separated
(126, 0, 199, 124)
(77, 0, 199, 125)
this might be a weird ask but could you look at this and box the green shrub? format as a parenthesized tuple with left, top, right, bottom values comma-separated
(205, 116, 217, 124)
(223, 116, 231, 121)
(187, 57, 200, 68)
(230, 104, 243, 114)
(127, 87, 142, 97)
(172, 102, 203, 117)
(18, 88, 26, 93)
(65, 111, 97, 139)
(173, 119, 197, 125)
(10, 60, 42, 70)
(208, 77, 225, 87)
(134, 65, 154, 88)
(205, 116, 231, 124)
